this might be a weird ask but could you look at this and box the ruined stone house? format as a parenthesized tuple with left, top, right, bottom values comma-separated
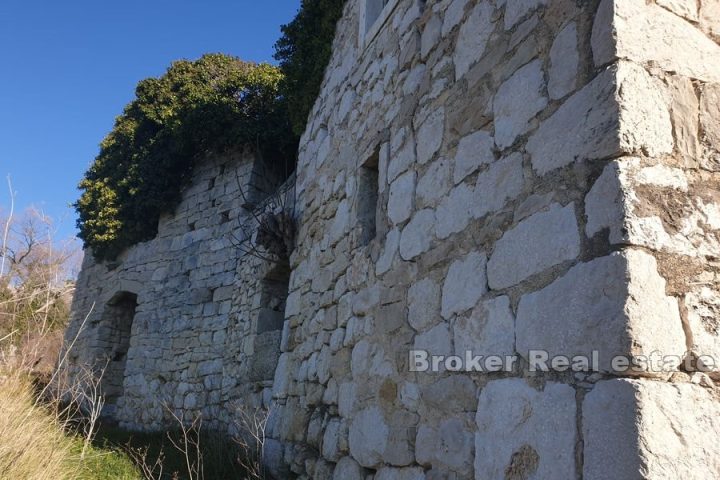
(65, 0, 720, 478)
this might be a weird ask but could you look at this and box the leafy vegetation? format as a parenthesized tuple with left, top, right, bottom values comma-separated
(75, 54, 294, 260)
(76, 0, 348, 260)
(0, 372, 141, 480)
(274, 0, 347, 136)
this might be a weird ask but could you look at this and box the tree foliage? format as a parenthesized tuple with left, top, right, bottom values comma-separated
(275, 0, 347, 136)
(75, 54, 294, 260)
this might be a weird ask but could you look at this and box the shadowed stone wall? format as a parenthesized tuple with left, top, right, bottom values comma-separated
(65, 149, 290, 431)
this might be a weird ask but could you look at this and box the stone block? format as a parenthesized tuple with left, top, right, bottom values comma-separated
(442, 0, 469, 37)
(516, 250, 686, 373)
(501, 0, 548, 30)
(348, 406, 389, 468)
(701, 83, 720, 149)
(593, 0, 720, 82)
(375, 467, 426, 480)
(685, 287, 720, 373)
(453, 130, 494, 184)
(332, 457, 364, 480)
(399, 209, 436, 260)
(548, 22, 578, 100)
(583, 379, 720, 479)
(416, 157, 452, 208)
(453, 296, 514, 358)
(475, 378, 576, 479)
(527, 62, 673, 176)
(472, 153, 524, 220)
(493, 59, 548, 149)
(454, 2, 495, 79)
(388, 171, 416, 225)
(435, 182, 474, 239)
(441, 251, 488, 319)
(421, 375, 477, 412)
(415, 107, 445, 165)
(487, 203, 580, 289)
(408, 277, 441, 332)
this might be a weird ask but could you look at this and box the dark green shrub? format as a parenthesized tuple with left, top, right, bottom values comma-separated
(275, 0, 347, 136)
(75, 54, 294, 260)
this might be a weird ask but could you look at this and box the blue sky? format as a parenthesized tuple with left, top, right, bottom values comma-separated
(0, 0, 301, 241)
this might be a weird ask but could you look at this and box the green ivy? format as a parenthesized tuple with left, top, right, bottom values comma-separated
(275, 0, 347, 136)
(75, 54, 294, 261)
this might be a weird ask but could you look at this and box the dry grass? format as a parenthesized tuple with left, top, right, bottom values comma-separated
(0, 368, 141, 480)
(0, 372, 80, 480)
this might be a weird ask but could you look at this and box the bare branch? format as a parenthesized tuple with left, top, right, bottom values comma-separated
(0, 175, 15, 279)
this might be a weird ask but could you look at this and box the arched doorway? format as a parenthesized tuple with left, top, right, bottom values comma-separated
(98, 291, 137, 413)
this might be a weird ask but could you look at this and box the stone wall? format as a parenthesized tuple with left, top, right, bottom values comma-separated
(66, 149, 291, 431)
(268, 0, 720, 478)
(65, 0, 720, 479)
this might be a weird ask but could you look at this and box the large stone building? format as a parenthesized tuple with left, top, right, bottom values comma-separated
(66, 0, 720, 478)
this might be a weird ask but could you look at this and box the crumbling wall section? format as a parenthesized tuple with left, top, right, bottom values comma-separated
(66, 149, 288, 431)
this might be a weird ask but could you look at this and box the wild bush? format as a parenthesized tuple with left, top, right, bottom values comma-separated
(275, 0, 347, 136)
(75, 54, 295, 260)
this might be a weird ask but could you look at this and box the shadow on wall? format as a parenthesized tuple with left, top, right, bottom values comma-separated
(97, 291, 137, 416)
(250, 263, 291, 382)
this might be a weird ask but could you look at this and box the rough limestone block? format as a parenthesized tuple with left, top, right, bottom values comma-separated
(332, 457, 364, 480)
(657, 0, 699, 21)
(592, 0, 720, 82)
(399, 209, 436, 260)
(487, 203, 580, 289)
(584, 159, 630, 243)
(700, 0, 720, 41)
(516, 250, 686, 373)
(375, 467, 426, 480)
(349, 406, 389, 468)
(685, 287, 720, 373)
(453, 130, 494, 184)
(376, 228, 400, 275)
(472, 153, 525, 220)
(701, 83, 720, 149)
(527, 62, 673, 175)
(493, 59, 548, 149)
(548, 22, 579, 100)
(441, 251, 488, 319)
(475, 378, 576, 480)
(666, 75, 701, 163)
(414, 323, 453, 357)
(584, 379, 720, 479)
(420, 14, 441, 59)
(416, 157, 452, 207)
(435, 182, 474, 239)
(388, 171, 416, 225)
(415, 107, 445, 165)
(454, 296, 515, 358)
(388, 136, 416, 182)
(454, 1, 494, 79)
(500, 0, 548, 30)
(442, 0, 469, 37)
(408, 277, 441, 332)
(585, 158, 720, 257)
(416, 417, 474, 475)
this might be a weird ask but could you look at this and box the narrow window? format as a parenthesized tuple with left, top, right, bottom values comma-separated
(257, 264, 290, 334)
(357, 148, 380, 246)
(361, 0, 399, 45)
(364, 0, 390, 33)
(99, 291, 137, 414)
(250, 264, 290, 382)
